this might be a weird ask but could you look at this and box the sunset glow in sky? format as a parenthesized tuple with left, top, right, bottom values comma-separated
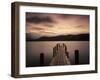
(26, 12, 89, 38)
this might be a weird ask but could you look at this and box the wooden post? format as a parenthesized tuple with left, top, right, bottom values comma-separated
(66, 51, 69, 58)
(40, 53, 44, 66)
(75, 50, 79, 64)
(53, 47, 56, 57)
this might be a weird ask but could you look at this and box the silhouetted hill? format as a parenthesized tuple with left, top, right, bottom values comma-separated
(26, 34, 89, 41)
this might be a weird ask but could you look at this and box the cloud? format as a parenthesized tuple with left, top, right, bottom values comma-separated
(58, 14, 72, 19)
(26, 13, 55, 24)
(58, 14, 89, 24)
(43, 23, 54, 27)
(31, 27, 45, 30)
(73, 25, 85, 28)
(26, 12, 89, 38)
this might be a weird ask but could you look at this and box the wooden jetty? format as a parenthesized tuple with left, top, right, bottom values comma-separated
(39, 43, 80, 66)
(50, 43, 71, 66)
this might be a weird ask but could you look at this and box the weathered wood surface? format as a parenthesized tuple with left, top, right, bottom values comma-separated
(50, 43, 71, 66)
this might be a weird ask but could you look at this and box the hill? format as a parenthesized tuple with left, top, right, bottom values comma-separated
(26, 34, 89, 41)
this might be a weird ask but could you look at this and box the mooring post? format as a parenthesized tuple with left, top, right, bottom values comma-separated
(66, 51, 69, 58)
(40, 53, 44, 66)
(53, 47, 56, 57)
(75, 50, 79, 64)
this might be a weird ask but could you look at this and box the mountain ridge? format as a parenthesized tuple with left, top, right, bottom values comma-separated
(26, 33, 89, 41)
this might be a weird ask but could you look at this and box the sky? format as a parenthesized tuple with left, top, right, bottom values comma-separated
(26, 12, 89, 39)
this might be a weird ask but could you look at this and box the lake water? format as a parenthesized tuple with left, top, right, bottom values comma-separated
(26, 41, 89, 67)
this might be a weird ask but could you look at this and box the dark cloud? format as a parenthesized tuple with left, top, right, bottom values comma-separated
(59, 14, 89, 20)
(26, 13, 55, 24)
(58, 14, 71, 19)
(79, 16, 89, 20)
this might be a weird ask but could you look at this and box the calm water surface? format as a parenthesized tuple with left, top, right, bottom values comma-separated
(26, 41, 89, 67)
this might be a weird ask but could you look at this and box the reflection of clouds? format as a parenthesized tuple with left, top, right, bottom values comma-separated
(26, 13, 89, 38)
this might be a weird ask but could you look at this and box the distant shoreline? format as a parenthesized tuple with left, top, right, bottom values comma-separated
(26, 34, 89, 41)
